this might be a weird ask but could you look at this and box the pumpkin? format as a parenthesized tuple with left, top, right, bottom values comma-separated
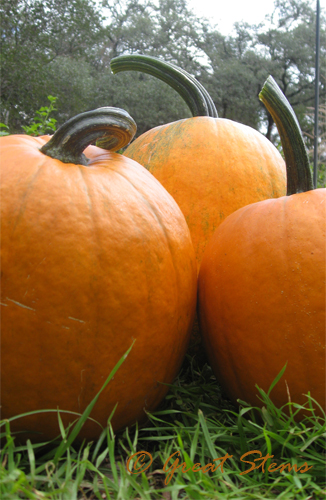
(110, 55, 287, 270)
(1, 107, 197, 442)
(198, 76, 325, 414)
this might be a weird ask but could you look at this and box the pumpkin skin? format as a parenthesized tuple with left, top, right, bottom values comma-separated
(198, 77, 325, 414)
(198, 189, 326, 412)
(124, 116, 286, 270)
(1, 118, 197, 442)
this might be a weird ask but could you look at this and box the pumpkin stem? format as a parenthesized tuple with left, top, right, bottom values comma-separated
(40, 107, 137, 166)
(110, 54, 218, 118)
(259, 76, 313, 195)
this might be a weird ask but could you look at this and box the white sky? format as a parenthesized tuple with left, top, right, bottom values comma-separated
(187, 0, 325, 35)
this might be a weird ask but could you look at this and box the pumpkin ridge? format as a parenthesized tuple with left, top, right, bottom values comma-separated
(9, 156, 48, 234)
(105, 163, 195, 355)
(92, 159, 192, 308)
(77, 164, 96, 214)
(110, 163, 187, 262)
(76, 165, 103, 328)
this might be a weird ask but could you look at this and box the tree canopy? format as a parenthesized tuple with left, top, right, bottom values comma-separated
(1, 0, 325, 163)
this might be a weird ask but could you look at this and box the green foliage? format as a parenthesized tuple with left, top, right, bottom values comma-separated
(314, 162, 326, 188)
(0, 123, 10, 136)
(0, 0, 325, 182)
(1, 356, 325, 499)
(21, 96, 58, 136)
(0, 0, 104, 132)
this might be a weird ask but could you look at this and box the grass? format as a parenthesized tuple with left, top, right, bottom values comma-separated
(1, 351, 325, 500)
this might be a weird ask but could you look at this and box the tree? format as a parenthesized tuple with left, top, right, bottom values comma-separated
(100, 0, 156, 60)
(197, 23, 266, 130)
(196, 0, 325, 145)
(0, 0, 104, 130)
(1, 0, 201, 133)
(255, 0, 325, 144)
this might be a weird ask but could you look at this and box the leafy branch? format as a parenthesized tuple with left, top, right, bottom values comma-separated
(22, 96, 58, 136)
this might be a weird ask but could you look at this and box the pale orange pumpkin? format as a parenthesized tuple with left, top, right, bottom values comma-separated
(111, 55, 287, 269)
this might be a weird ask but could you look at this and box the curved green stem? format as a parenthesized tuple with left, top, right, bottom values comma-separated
(40, 107, 137, 166)
(168, 60, 218, 118)
(110, 54, 218, 118)
(259, 76, 313, 195)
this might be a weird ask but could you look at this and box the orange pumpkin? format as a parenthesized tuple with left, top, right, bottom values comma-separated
(198, 77, 325, 413)
(111, 55, 287, 269)
(1, 107, 197, 442)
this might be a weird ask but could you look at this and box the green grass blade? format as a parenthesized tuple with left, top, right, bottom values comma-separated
(53, 341, 134, 464)
(267, 363, 287, 396)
